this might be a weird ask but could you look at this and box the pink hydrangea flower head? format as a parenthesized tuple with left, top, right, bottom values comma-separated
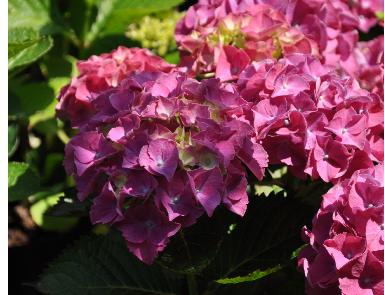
(298, 167, 384, 294)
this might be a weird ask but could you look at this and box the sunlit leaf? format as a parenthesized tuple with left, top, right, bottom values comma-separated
(8, 162, 40, 201)
(216, 265, 282, 284)
(8, 27, 53, 70)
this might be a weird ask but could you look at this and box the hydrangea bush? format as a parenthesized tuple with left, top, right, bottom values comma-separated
(10, 0, 381, 294)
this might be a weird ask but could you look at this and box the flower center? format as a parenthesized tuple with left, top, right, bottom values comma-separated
(170, 195, 180, 205)
(145, 220, 156, 230)
(156, 158, 164, 167)
(323, 154, 329, 161)
(363, 277, 371, 285)
(346, 252, 352, 259)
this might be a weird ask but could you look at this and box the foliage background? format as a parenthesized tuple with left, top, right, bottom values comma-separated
(8, 1, 340, 294)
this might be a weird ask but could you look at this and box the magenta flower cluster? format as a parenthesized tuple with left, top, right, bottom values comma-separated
(57, 0, 383, 293)
(298, 165, 383, 294)
(59, 46, 269, 264)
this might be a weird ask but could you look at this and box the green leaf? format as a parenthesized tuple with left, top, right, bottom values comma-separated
(68, 0, 93, 42)
(157, 208, 233, 274)
(38, 231, 183, 295)
(164, 51, 180, 65)
(8, 0, 61, 34)
(42, 153, 64, 182)
(40, 55, 77, 79)
(255, 184, 285, 197)
(8, 27, 53, 71)
(9, 80, 55, 121)
(290, 244, 307, 260)
(8, 124, 19, 158)
(8, 162, 40, 201)
(85, 0, 183, 47)
(45, 188, 89, 217)
(376, 11, 384, 21)
(30, 193, 78, 232)
(268, 166, 287, 180)
(204, 197, 311, 281)
(216, 265, 283, 284)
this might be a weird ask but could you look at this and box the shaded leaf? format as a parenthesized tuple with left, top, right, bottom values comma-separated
(8, 124, 19, 158)
(8, 162, 40, 201)
(204, 197, 311, 280)
(157, 207, 234, 274)
(40, 55, 77, 79)
(38, 231, 184, 295)
(9, 80, 55, 121)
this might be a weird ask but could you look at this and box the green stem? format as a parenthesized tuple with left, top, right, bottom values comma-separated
(179, 231, 198, 295)
(187, 273, 199, 295)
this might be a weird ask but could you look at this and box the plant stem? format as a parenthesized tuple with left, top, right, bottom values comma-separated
(187, 273, 199, 295)
(179, 230, 198, 295)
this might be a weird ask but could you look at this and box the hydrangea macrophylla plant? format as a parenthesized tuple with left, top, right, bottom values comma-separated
(57, 0, 384, 293)
(175, 0, 360, 78)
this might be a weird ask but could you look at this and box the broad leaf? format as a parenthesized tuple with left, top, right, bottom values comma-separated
(85, 0, 183, 47)
(8, 124, 19, 158)
(157, 207, 234, 274)
(204, 196, 312, 280)
(8, 0, 61, 34)
(8, 27, 53, 71)
(8, 162, 40, 201)
(9, 80, 55, 120)
(38, 231, 184, 295)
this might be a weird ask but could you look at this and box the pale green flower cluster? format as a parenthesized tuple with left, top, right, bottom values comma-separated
(126, 12, 183, 56)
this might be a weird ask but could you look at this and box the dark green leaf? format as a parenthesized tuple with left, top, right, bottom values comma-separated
(38, 231, 184, 295)
(8, 161, 40, 201)
(8, 27, 53, 71)
(204, 197, 311, 281)
(40, 55, 77, 79)
(157, 207, 233, 274)
(9, 81, 55, 118)
(8, 124, 19, 158)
